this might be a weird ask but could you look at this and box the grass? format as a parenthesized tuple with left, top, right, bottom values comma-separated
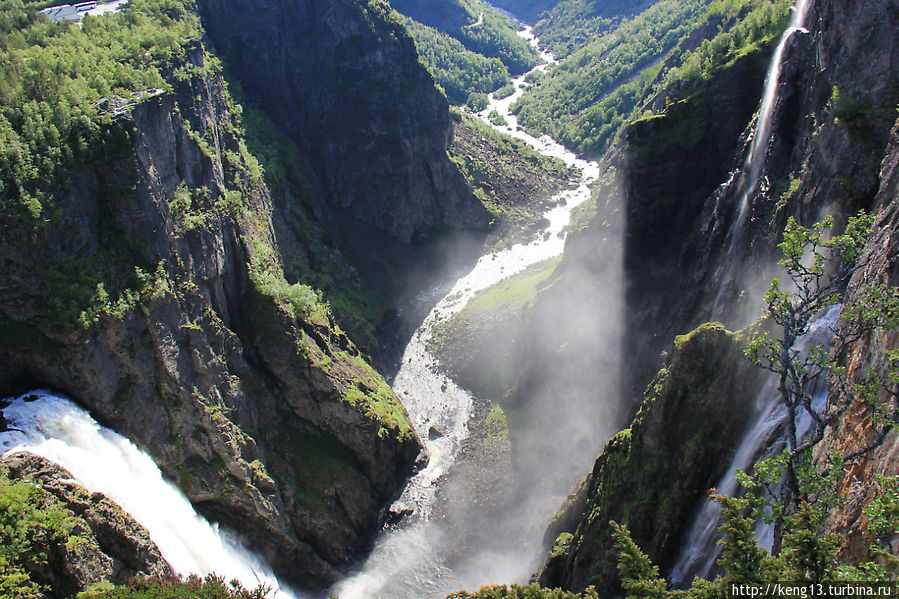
(465, 255, 562, 314)
(343, 353, 414, 441)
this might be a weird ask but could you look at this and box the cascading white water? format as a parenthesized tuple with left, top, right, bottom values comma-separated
(330, 25, 604, 599)
(713, 0, 813, 309)
(669, 303, 840, 585)
(0, 390, 298, 598)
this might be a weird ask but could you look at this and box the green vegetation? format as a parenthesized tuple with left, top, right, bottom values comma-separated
(513, 0, 794, 156)
(484, 0, 562, 25)
(463, 256, 561, 314)
(451, 0, 541, 74)
(513, 0, 707, 154)
(493, 81, 516, 99)
(467, 91, 490, 112)
(612, 481, 899, 597)
(488, 109, 508, 126)
(76, 575, 270, 598)
(404, 18, 510, 105)
(668, 0, 792, 86)
(391, 0, 540, 75)
(448, 584, 597, 599)
(0, 0, 201, 212)
(743, 212, 897, 529)
(343, 353, 414, 440)
(534, 0, 658, 57)
(0, 465, 77, 597)
(2, 466, 274, 597)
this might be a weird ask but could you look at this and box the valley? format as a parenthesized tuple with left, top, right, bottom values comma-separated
(0, 0, 896, 597)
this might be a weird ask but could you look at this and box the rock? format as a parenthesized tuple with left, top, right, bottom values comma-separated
(2, 452, 174, 594)
(195, 0, 489, 243)
(538, 324, 765, 596)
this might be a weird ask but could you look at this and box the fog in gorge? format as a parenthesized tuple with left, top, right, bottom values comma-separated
(331, 25, 629, 596)
(3, 0, 894, 593)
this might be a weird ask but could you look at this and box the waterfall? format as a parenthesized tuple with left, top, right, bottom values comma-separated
(0, 390, 298, 598)
(712, 0, 813, 311)
(669, 303, 840, 585)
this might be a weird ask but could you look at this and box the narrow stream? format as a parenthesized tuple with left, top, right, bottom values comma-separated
(330, 26, 602, 599)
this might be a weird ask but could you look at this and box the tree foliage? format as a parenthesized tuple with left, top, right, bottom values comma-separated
(404, 17, 510, 105)
(512, 0, 793, 156)
(743, 212, 899, 527)
(0, 0, 202, 213)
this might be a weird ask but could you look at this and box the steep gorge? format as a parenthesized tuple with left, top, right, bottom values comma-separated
(0, 0, 504, 591)
(0, 0, 897, 595)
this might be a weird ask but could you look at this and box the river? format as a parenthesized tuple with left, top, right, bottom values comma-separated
(330, 25, 605, 599)
(0, 21, 604, 599)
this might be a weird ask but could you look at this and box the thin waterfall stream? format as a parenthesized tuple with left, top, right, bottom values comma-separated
(670, 303, 841, 585)
(330, 25, 603, 599)
(712, 0, 813, 311)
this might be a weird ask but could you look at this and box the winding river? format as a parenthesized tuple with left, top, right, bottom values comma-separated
(331, 25, 603, 599)
(0, 21, 604, 599)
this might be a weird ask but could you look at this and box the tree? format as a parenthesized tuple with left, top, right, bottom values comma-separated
(610, 212, 899, 596)
(742, 212, 899, 537)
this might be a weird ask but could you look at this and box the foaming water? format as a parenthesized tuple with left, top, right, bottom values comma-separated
(670, 303, 840, 585)
(331, 26, 602, 599)
(712, 0, 813, 312)
(0, 390, 297, 597)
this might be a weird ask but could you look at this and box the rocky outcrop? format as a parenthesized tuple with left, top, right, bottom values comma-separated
(537, 324, 764, 596)
(619, 49, 770, 388)
(814, 117, 899, 565)
(0, 36, 421, 590)
(194, 0, 488, 243)
(1, 451, 173, 595)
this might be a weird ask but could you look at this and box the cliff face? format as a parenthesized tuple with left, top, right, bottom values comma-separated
(537, 0, 898, 590)
(0, 37, 421, 589)
(815, 118, 899, 566)
(195, 0, 488, 243)
(617, 0, 899, 393)
(537, 324, 764, 596)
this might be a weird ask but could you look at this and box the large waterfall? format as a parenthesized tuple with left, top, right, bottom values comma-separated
(713, 0, 813, 310)
(0, 390, 298, 598)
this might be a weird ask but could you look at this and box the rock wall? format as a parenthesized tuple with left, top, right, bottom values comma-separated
(0, 40, 421, 590)
(815, 117, 899, 566)
(537, 324, 764, 596)
(195, 0, 488, 243)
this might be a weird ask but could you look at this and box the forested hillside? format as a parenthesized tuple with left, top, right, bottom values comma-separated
(1, 0, 897, 596)
(513, 0, 794, 155)
(389, 0, 540, 106)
